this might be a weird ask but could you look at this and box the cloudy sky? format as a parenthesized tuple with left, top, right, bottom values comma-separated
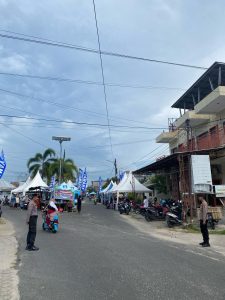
(0, 0, 225, 182)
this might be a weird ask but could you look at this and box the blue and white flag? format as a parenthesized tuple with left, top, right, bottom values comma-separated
(81, 168, 87, 192)
(49, 176, 55, 191)
(78, 168, 83, 189)
(0, 150, 6, 179)
(98, 176, 102, 192)
(119, 171, 125, 181)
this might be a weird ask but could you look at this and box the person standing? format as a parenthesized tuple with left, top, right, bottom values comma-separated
(199, 195, 210, 247)
(26, 195, 39, 251)
(77, 196, 82, 214)
(143, 196, 149, 209)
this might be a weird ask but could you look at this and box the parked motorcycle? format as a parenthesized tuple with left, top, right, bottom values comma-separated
(207, 212, 218, 230)
(145, 204, 169, 222)
(118, 201, 131, 215)
(42, 211, 59, 233)
(166, 203, 182, 228)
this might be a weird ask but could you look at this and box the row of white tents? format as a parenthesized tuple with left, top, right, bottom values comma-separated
(100, 172, 150, 194)
(11, 171, 48, 195)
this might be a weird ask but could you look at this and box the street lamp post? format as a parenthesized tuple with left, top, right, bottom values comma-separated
(52, 136, 71, 184)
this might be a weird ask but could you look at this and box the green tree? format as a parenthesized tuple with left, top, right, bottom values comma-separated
(150, 175, 167, 194)
(27, 148, 56, 181)
(50, 158, 78, 182)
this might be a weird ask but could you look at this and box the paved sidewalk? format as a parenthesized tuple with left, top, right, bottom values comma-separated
(0, 218, 19, 300)
(123, 213, 225, 257)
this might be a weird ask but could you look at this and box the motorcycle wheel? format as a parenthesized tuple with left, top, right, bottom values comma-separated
(166, 218, 173, 228)
(145, 213, 151, 222)
(126, 211, 129, 215)
(120, 211, 123, 214)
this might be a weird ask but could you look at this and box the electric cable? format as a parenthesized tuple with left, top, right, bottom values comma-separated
(0, 30, 207, 70)
(92, 0, 114, 158)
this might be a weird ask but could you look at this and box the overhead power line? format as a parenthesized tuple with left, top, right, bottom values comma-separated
(0, 71, 185, 91)
(0, 30, 207, 70)
(0, 114, 168, 130)
(0, 87, 165, 127)
(92, 0, 113, 158)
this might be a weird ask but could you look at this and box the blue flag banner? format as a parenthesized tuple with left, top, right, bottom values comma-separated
(81, 168, 87, 192)
(0, 150, 6, 179)
(98, 176, 102, 192)
(49, 176, 55, 191)
(119, 171, 125, 181)
(78, 168, 83, 189)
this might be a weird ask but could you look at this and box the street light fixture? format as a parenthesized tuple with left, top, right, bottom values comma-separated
(52, 136, 71, 184)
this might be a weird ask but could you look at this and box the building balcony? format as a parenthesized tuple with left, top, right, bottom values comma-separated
(195, 86, 225, 114)
(175, 110, 211, 128)
(156, 130, 178, 143)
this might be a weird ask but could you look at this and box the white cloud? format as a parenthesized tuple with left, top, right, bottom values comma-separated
(0, 53, 28, 73)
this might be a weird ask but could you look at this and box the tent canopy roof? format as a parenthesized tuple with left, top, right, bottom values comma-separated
(11, 177, 31, 194)
(116, 172, 151, 193)
(0, 179, 15, 191)
(24, 171, 48, 192)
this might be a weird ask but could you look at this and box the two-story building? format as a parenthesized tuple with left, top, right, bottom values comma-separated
(134, 62, 225, 211)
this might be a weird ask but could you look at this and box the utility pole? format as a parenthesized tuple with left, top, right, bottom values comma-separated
(114, 158, 118, 178)
(185, 119, 193, 221)
(52, 136, 71, 184)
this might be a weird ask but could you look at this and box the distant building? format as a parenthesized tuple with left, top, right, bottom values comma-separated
(91, 180, 107, 191)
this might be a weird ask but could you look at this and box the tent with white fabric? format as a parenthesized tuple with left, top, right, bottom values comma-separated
(24, 171, 48, 192)
(106, 181, 117, 194)
(11, 177, 32, 195)
(111, 173, 128, 193)
(0, 179, 15, 192)
(116, 172, 150, 193)
(100, 181, 114, 194)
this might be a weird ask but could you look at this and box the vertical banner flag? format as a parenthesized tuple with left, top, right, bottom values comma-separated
(98, 176, 102, 192)
(81, 168, 87, 192)
(49, 176, 55, 191)
(0, 150, 6, 179)
(78, 168, 83, 189)
(119, 171, 125, 181)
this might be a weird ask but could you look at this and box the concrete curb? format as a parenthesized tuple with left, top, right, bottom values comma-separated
(0, 218, 20, 300)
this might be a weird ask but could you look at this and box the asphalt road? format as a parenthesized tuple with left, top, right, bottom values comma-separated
(4, 202, 225, 300)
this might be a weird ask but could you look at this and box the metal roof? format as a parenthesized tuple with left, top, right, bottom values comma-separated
(172, 62, 225, 109)
(134, 145, 225, 174)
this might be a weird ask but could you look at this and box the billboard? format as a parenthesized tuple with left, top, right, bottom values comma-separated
(214, 185, 225, 197)
(191, 155, 212, 193)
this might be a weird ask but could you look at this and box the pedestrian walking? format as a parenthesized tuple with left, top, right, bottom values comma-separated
(77, 196, 82, 214)
(26, 194, 39, 251)
(15, 195, 20, 208)
(199, 195, 210, 247)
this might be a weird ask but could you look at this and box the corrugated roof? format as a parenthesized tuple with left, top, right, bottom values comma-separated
(172, 62, 225, 109)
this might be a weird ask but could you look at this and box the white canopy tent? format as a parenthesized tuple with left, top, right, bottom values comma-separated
(24, 171, 48, 192)
(100, 181, 114, 194)
(106, 181, 117, 194)
(116, 172, 151, 193)
(0, 179, 15, 192)
(11, 177, 31, 195)
(111, 173, 128, 193)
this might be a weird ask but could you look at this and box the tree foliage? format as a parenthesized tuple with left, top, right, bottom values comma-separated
(27, 148, 78, 183)
(150, 175, 167, 194)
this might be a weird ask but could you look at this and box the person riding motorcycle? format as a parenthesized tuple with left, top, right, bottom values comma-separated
(45, 198, 58, 228)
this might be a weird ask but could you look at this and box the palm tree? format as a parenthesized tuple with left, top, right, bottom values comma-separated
(27, 148, 56, 181)
(50, 157, 78, 182)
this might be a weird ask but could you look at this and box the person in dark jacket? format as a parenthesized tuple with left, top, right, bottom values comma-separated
(77, 196, 82, 214)
(26, 195, 39, 251)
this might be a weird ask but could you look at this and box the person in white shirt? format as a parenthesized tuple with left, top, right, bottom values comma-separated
(143, 196, 149, 208)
